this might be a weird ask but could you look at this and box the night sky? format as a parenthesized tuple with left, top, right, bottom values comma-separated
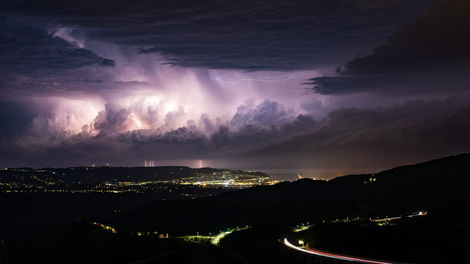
(1, 0, 469, 177)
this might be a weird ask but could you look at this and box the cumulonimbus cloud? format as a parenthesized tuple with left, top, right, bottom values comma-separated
(2, 96, 470, 170)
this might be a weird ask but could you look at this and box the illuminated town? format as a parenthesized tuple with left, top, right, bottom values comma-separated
(0, 167, 279, 195)
(170, 170, 279, 187)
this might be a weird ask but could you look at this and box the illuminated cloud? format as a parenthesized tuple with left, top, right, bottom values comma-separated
(0, 0, 469, 175)
(2, 96, 469, 172)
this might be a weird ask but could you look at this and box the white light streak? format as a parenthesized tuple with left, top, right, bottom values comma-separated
(209, 71, 297, 84)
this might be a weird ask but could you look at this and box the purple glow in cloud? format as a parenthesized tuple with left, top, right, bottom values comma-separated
(1, 0, 470, 178)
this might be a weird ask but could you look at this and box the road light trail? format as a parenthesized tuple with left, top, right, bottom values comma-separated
(284, 238, 405, 264)
(210, 228, 251, 264)
(211, 231, 228, 245)
(372, 211, 427, 222)
(284, 212, 427, 264)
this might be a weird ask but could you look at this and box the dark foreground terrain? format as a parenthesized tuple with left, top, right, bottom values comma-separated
(1, 154, 469, 264)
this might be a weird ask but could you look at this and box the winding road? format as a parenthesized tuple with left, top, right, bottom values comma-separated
(284, 238, 411, 264)
(283, 212, 427, 264)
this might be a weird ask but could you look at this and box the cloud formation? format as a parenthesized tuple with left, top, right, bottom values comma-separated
(0, 19, 114, 76)
(0, 0, 469, 176)
(2, 96, 470, 172)
(0, 0, 436, 71)
(309, 0, 470, 95)
(0, 18, 117, 100)
(258, 97, 470, 169)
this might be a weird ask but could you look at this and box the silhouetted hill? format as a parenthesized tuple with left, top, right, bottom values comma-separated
(112, 154, 470, 233)
(211, 154, 470, 207)
(0, 166, 268, 184)
(0, 221, 244, 264)
(205, 178, 345, 202)
(290, 217, 470, 264)
(111, 196, 406, 235)
(355, 154, 470, 204)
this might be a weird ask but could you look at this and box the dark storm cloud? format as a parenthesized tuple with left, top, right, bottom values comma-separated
(4, 99, 313, 166)
(346, 0, 470, 73)
(1, 0, 468, 172)
(105, 96, 470, 167)
(0, 0, 438, 71)
(114, 81, 148, 85)
(0, 19, 115, 78)
(309, 0, 470, 95)
(0, 101, 36, 140)
(258, 96, 470, 168)
(72, 79, 103, 83)
(5, 96, 470, 169)
(110, 109, 317, 158)
(92, 100, 314, 155)
(93, 104, 131, 133)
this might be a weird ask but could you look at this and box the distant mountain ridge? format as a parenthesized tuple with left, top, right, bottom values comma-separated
(111, 154, 470, 233)
(214, 153, 470, 203)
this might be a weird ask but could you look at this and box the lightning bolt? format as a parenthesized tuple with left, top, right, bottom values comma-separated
(131, 99, 138, 112)
(119, 99, 141, 129)
(209, 73, 227, 80)
(131, 113, 142, 129)
(209, 71, 297, 84)
(225, 75, 297, 83)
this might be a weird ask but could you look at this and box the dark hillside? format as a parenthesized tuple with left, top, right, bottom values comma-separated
(0, 221, 243, 264)
(112, 154, 470, 233)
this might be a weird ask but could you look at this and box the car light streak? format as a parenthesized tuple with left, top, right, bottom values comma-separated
(372, 211, 427, 222)
(284, 238, 400, 264)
